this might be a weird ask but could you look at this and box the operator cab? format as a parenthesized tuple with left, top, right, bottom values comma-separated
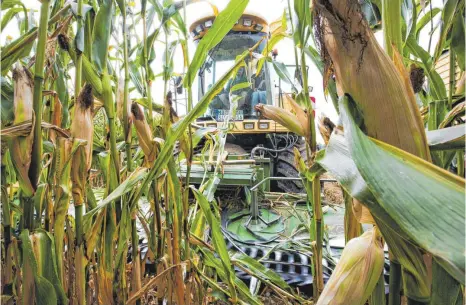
(190, 14, 274, 122)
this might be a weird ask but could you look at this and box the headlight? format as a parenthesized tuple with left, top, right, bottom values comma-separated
(243, 122, 255, 130)
(243, 19, 252, 27)
(205, 20, 213, 28)
(254, 24, 263, 31)
(258, 122, 269, 129)
(207, 123, 217, 127)
(195, 24, 204, 33)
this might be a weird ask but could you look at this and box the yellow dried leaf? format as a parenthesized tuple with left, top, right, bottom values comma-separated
(352, 199, 376, 225)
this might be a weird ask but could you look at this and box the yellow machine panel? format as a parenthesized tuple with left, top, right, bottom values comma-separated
(197, 119, 289, 134)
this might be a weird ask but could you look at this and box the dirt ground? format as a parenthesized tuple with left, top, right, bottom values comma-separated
(321, 173, 344, 205)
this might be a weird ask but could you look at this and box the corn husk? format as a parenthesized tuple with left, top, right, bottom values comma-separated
(49, 95, 62, 144)
(70, 84, 94, 170)
(317, 228, 384, 305)
(116, 76, 133, 143)
(455, 73, 465, 95)
(314, 0, 430, 160)
(131, 102, 156, 165)
(116, 77, 132, 124)
(255, 94, 310, 142)
(70, 84, 94, 205)
(13, 65, 34, 124)
(9, 65, 35, 196)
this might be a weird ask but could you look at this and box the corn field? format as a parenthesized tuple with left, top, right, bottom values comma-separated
(0, 0, 465, 304)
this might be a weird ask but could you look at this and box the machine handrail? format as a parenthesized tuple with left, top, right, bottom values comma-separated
(250, 176, 337, 191)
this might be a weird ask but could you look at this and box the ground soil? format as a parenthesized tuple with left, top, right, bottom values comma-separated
(321, 173, 344, 205)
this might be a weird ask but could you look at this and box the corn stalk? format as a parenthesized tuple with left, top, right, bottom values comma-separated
(28, 0, 51, 230)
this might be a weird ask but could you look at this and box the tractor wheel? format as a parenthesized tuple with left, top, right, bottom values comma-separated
(274, 140, 307, 193)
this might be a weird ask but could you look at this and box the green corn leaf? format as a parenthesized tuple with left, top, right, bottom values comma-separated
(1, 7, 22, 31)
(35, 275, 58, 305)
(200, 247, 260, 305)
(141, 1, 195, 68)
(293, 0, 312, 48)
(71, 3, 93, 54)
(31, 230, 68, 305)
(134, 97, 165, 113)
(415, 8, 441, 40)
(304, 45, 338, 111)
(53, 60, 69, 127)
(129, 61, 145, 96)
(313, 101, 461, 300)
(271, 60, 299, 92)
(62, 38, 103, 96)
(430, 260, 464, 305)
(427, 124, 465, 151)
(193, 127, 217, 147)
(323, 95, 465, 283)
(256, 30, 288, 75)
(19, 230, 59, 305)
(232, 253, 290, 289)
(114, 0, 125, 17)
(183, 0, 249, 88)
(92, 0, 113, 72)
(51, 138, 86, 285)
(1, 25, 35, 59)
(1, 0, 26, 10)
(369, 272, 386, 305)
(406, 38, 447, 100)
(0, 0, 27, 30)
(1, 77, 14, 124)
(230, 82, 251, 93)
(131, 47, 254, 209)
(451, 11, 465, 71)
(1, 30, 35, 75)
(163, 40, 180, 81)
(84, 166, 147, 220)
(360, 0, 382, 29)
(192, 188, 238, 302)
(433, 0, 464, 63)
(401, 0, 416, 43)
(33, 184, 48, 223)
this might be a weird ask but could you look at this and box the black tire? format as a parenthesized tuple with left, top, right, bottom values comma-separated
(274, 139, 308, 193)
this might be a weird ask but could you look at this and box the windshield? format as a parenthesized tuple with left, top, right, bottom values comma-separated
(197, 33, 273, 121)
